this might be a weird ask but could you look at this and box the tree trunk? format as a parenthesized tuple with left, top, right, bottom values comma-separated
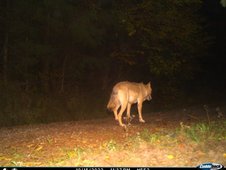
(42, 61, 50, 93)
(3, 0, 9, 87)
(60, 55, 67, 93)
(41, 13, 50, 94)
(3, 32, 8, 87)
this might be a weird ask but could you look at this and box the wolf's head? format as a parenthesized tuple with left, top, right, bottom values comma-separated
(145, 81, 152, 101)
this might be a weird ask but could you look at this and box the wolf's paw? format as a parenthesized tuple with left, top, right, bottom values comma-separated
(123, 116, 128, 121)
(125, 116, 131, 122)
(139, 119, 145, 123)
(120, 123, 126, 127)
(115, 117, 118, 121)
(121, 124, 128, 132)
(123, 125, 128, 132)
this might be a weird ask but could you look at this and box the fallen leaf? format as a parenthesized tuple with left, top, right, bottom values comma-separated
(35, 145, 43, 151)
(223, 153, 226, 158)
(167, 154, 174, 159)
(105, 155, 110, 160)
(0, 156, 11, 161)
(27, 144, 34, 148)
(178, 143, 185, 149)
(196, 151, 205, 156)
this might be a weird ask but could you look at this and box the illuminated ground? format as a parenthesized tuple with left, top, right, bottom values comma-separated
(0, 105, 225, 167)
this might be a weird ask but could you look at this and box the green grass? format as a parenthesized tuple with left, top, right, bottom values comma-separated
(104, 139, 118, 151)
(139, 129, 160, 143)
(179, 121, 226, 143)
(128, 120, 225, 146)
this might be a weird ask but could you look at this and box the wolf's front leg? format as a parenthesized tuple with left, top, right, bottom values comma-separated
(126, 103, 132, 122)
(137, 102, 145, 123)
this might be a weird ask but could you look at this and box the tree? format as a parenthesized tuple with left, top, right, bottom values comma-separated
(117, 0, 208, 80)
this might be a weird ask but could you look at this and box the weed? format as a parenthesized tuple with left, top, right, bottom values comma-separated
(180, 121, 226, 143)
(185, 123, 210, 142)
(11, 161, 23, 166)
(139, 129, 160, 143)
(66, 150, 76, 159)
(104, 139, 118, 151)
(46, 136, 53, 144)
(13, 153, 24, 160)
(74, 147, 84, 160)
(184, 125, 200, 142)
(64, 147, 85, 162)
(197, 123, 210, 133)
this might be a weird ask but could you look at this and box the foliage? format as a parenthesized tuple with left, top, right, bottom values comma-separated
(119, 0, 206, 74)
(139, 129, 160, 143)
(180, 121, 226, 143)
(0, 0, 211, 126)
(104, 139, 118, 151)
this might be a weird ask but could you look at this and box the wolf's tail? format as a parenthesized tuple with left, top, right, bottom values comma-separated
(107, 91, 117, 111)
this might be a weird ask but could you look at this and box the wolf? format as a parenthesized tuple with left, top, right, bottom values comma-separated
(107, 81, 152, 127)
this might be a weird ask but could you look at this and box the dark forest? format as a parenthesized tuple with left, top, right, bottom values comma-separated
(0, 0, 226, 127)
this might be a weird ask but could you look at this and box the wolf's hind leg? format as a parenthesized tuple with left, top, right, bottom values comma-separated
(113, 104, 120, 120)
(118, 102, 127, 127)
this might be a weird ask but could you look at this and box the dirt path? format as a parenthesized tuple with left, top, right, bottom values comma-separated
(0, 105, 225, 166)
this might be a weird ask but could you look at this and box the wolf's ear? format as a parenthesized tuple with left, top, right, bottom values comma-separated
(147, 81, 151, 87)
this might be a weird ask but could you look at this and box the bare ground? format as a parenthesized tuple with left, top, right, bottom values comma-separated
(0, 105, 225, 167)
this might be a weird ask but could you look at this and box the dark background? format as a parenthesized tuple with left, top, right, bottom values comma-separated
(0, 0, 226, 127)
